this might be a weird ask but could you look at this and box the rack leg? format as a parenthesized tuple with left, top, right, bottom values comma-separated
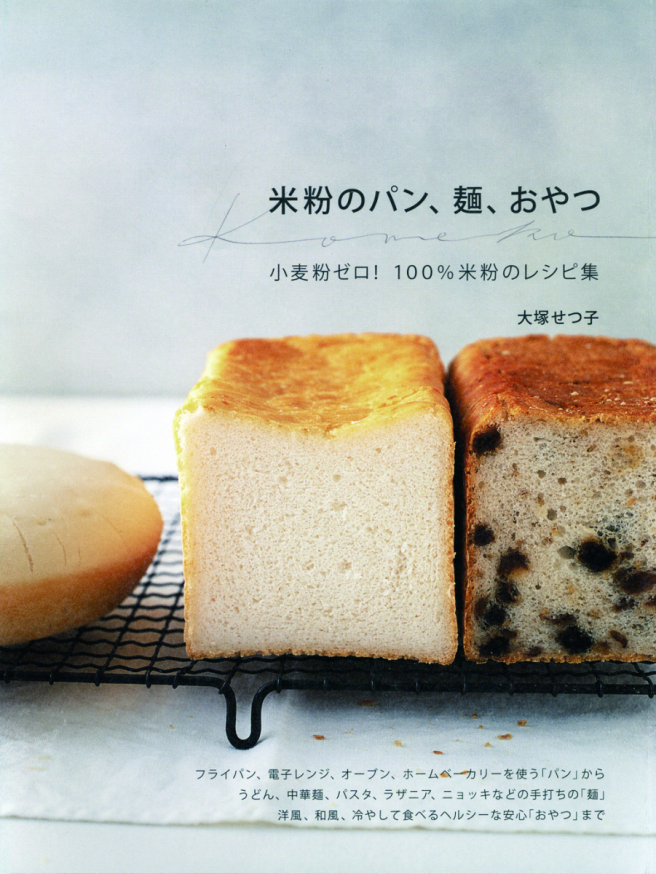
(220, 681, 279, 749)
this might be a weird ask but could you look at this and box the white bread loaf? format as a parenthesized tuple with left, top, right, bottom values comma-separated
(0, 445, 163, 645)
(174, 333, 457, 663)
(448, 335, 656, 663)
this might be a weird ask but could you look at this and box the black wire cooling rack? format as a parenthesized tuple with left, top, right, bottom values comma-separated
(1, 476, 655, 749)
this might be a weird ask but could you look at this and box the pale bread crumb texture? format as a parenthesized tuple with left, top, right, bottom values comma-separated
(176, 334, 457, 664)
(0, 444, 163, 645)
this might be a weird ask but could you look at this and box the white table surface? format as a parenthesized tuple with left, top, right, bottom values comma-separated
(1, 396, 655, 874)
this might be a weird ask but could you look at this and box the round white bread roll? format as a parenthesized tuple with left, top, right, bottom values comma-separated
(0, 445, 163, 645)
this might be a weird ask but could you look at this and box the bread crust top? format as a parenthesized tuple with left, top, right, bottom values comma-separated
(178, 333, 451, 436)
(1, 444, 163, 587)
(448, 335, 656, 444)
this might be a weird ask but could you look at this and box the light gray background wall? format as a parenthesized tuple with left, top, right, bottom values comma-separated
(2, 0, 654, 395)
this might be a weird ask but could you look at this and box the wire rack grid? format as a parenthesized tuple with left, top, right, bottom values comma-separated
(1, 476, 654, 749)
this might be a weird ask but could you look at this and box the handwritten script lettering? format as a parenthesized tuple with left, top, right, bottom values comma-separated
(179, 196, 654, 263)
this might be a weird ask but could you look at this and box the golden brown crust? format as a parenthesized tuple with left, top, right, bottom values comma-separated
(447, 335, 656, 449)
(177, 333, 450, 436)
(185, 642, 445, 663)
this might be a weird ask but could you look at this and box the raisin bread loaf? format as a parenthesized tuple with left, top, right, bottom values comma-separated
(174, 333, 457, 663)
(448, 334, 656, 663)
